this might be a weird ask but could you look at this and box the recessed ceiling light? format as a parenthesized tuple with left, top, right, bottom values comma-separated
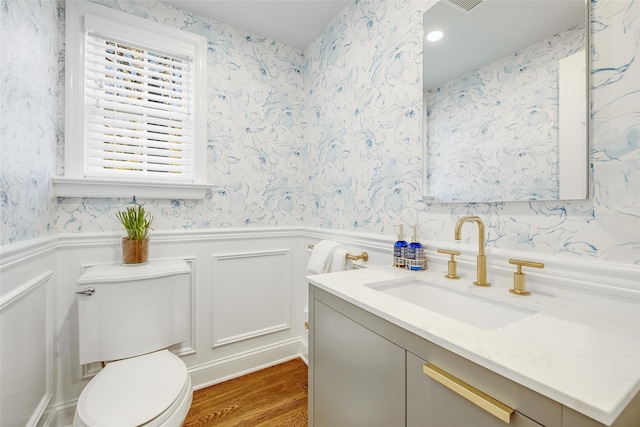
(426, 30, 444, 42)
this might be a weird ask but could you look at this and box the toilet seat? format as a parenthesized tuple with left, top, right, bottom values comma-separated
(74, 350, 192, 427)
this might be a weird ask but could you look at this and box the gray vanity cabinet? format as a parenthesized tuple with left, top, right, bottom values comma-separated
(309, 285, 560, 427)
(407, 351, 544, 427)
(312, 300, 406, 427)
(309, 284, 640, 427)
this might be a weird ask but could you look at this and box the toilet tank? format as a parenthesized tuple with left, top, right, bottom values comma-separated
(76, 259, 191, 365)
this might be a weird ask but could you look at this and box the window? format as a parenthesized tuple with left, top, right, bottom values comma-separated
(53, 1, 209, 199)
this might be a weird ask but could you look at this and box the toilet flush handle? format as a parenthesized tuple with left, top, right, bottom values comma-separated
(76, 287, 95, 296)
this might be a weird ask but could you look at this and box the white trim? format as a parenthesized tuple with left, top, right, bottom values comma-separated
(212, 248, 293, 260)
(0, 271, 55, 427)
(0, 235, 57, 267)
(38, 400, 77, 427)
(64, 0, 85, 176)
(213, 324, 291, 348)
(59, 0, 208, 199)
(0, 270, 53, 310)
(172, 257, 197, 357)
(189, 337, 307, 390)
(83, 10, 197, 57)
(52, 176, 211, 199)
(4, 228, 638, 301)
(53, 227, 302, 248)
(211, 249, 292, 348)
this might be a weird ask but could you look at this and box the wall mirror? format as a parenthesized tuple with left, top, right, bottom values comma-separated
(422, 0, 589, 203)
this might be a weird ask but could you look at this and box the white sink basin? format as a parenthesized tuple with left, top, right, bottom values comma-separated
(366, 278, 537, 330)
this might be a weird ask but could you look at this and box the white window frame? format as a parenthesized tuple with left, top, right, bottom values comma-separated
(53, 0, 209, 199)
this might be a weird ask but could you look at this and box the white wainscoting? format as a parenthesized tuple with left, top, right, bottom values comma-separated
(1, 227, 638, 427)
(0, 270, 54, 427)
(212, 249, 292, 348)
(171, 257, 197, 357)
(47, 228, 308, 427)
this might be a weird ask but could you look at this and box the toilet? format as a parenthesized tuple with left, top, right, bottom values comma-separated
(73, 259, 193, 427)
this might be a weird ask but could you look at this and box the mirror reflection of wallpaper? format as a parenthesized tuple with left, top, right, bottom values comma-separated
(425, 25, 585, 202)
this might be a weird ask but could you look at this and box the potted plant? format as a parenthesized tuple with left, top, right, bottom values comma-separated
(116, 203, 154, 264)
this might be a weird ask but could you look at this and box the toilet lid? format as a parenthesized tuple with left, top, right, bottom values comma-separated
(77, 350, 188, 426)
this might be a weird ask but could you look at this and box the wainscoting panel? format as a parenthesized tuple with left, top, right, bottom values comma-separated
(0, 271, 54, 427)
(171, 257, 197, 357)
(212, 249, 292, 348)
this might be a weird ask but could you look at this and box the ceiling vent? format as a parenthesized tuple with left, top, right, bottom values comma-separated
(443, 0, 484, 13)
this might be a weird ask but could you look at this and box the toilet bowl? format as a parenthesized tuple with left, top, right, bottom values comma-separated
(73, 260, 193, 427)
(73, 350, 192, 427)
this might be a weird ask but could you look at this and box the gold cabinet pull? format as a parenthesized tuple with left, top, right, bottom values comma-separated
(423, 363, 514, 423)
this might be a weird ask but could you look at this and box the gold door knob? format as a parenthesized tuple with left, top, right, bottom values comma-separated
(438, 249, 461, 279)
(508, 259, 544, 296)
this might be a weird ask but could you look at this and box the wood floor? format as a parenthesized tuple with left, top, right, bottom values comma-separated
(184, 358, 308, 427)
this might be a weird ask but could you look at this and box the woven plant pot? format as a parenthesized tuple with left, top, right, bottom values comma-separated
(122, 237, 149, 264)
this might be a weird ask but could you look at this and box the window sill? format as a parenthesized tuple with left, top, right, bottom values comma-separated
(52, 177, 211, 200)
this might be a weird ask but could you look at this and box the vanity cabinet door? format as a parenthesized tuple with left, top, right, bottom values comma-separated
(407, 352, 544, 427)
(312, 300, 405, 427)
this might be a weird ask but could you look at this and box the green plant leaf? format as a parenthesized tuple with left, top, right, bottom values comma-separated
(116, 203, 154, 240)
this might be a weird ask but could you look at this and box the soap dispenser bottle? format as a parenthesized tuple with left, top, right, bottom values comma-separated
(393, 224, 408, 267)
(407, 225, 425, 270)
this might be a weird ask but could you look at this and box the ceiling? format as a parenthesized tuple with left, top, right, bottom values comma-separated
(423, 0, 586, 89)
(162, 0, 350, 50)
(159, 1, 585, 87)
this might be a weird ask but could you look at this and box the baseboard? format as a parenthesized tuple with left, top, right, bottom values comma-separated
(189, 337, 308, 390)
(38, 400, 75, 427)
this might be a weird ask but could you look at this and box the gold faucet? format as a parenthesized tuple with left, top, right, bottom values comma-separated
(454, 216, 491, 287)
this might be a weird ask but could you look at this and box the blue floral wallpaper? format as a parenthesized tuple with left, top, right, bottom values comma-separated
(304, 1, 423, 232)
(426, 24, 585, 202)
(1, 0, 62, 244)
(58, 0, 309, 231)
(1, 0, 638, 265)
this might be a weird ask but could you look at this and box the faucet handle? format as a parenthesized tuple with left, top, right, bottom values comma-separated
(437, 249, 461, 279)
(508, 259, 544, 296)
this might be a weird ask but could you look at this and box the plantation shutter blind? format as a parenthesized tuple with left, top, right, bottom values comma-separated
(83, 13, 196, 181)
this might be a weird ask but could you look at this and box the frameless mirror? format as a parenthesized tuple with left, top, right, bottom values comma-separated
(423, 0, 589, 203)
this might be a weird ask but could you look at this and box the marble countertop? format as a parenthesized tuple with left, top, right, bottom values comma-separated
(307, 266, 640, 426)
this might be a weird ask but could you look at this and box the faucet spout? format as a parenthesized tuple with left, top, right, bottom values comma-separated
(454, 216, 491, 287)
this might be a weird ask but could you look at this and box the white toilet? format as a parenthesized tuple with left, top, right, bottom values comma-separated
(73, 259, 193, 427)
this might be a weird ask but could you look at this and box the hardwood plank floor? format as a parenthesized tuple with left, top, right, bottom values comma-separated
(184, 358, 308, 427)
